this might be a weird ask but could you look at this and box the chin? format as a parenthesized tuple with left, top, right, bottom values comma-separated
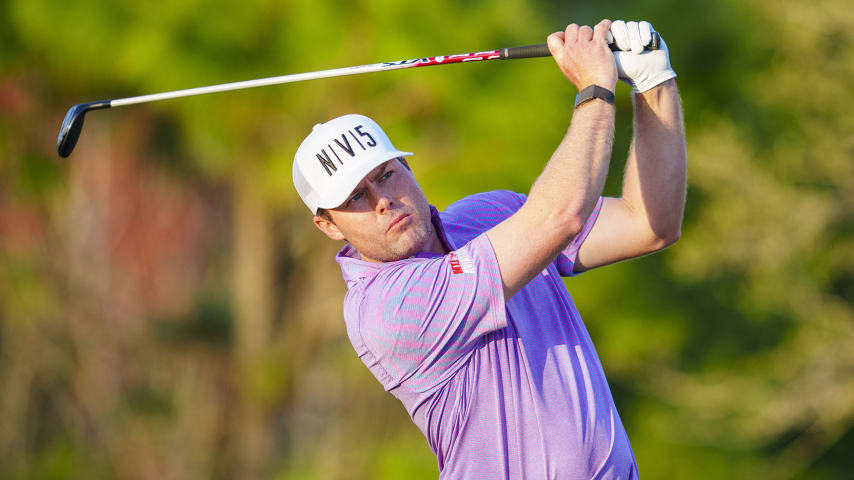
(380, 241, 421, 262)
(354, 214, 433, 263)
(381, 225, 431, 261)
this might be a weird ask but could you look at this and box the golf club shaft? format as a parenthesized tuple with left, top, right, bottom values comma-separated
(111, 49, 514, 107)
(57, 33, 660, 158)
(107, 33, 660, 108)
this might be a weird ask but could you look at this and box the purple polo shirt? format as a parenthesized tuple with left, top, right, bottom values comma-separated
(336, 190, 637, 479)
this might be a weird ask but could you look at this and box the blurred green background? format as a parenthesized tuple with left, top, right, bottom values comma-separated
(1, 0, 852, 478)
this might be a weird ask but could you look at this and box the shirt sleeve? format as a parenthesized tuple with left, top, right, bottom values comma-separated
(553, 196, 604, 277)
(346, 233, 507, 392)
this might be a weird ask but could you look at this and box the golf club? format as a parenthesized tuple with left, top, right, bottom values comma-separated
(56, 33, 660, 158)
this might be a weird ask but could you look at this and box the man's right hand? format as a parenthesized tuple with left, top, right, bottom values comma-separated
(547, 19, 618, 93)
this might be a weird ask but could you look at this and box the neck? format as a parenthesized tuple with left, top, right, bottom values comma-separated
(357, 222, 448, 263)
(424, 223, 449, 256)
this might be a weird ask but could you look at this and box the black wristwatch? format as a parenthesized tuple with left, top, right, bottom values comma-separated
(574, 85, 615, 108)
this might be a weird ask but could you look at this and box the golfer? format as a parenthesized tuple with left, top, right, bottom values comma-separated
(292, 19, 686, 479)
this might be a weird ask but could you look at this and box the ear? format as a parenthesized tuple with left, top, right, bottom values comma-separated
(313, 215, 346, 241)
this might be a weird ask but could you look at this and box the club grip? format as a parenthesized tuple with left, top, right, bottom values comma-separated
(500, 44, 552, 59)
(501, 32, 661, 60)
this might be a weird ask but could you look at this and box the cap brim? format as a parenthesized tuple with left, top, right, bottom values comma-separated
(314, 151, 413, 211)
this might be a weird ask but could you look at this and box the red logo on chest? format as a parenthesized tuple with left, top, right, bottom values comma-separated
(449, 253, 464, 274)
(448, 253, 463, 274)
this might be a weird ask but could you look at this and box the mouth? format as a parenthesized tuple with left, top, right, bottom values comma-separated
(387, 214, 411, 233)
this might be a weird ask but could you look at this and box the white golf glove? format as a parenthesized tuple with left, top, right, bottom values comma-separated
(609, 20, 676, 93)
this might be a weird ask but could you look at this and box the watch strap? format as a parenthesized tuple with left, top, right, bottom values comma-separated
(574, 85, 615, 108)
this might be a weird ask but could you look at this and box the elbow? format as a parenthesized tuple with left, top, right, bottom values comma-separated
(529, 206, 585, 249)
(520, 196, 588, 245)
(550, 205, 587, 241)
(650, 225, 681, 252)
(661, 228, 681, 249)
(642, 207, 683, 253)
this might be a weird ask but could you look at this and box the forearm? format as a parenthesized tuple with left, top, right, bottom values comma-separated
(527, 100, 615, 234)
(486, 19, 618, 299)
(622, 79, 686, 242)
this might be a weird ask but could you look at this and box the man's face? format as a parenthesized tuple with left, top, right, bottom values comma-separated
(313, 158, 437, 262)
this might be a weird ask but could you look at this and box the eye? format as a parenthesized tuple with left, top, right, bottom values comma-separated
(345, 191, 363, 207)
(380, 170, 393, 181)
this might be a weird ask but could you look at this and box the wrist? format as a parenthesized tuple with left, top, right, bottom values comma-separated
(636, 77, 676, 94)
(632, 70, 677, 94)
(633, 78, 677, 107)
(589, 79, 617, 93)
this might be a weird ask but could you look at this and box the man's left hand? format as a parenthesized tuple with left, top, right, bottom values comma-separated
(610, 20, 677, 93)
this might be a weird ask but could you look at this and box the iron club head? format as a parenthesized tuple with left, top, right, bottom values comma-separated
(56, 101, 110, 158)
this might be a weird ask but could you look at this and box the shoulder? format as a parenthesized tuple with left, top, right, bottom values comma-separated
(444, 190, 526, 219)
(441, 190, 526, 244)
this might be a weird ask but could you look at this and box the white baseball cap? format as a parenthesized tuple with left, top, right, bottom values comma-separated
(293, 114, 413, 214)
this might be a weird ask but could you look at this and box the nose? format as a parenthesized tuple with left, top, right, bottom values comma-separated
(374, 192, 392, 214)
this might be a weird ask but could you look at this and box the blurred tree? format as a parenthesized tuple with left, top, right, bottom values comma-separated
(659, 0, 854, 476)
